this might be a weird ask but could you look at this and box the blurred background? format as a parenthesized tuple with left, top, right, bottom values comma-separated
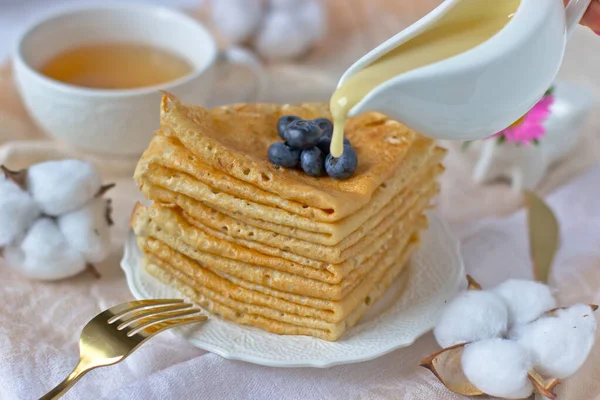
(0, 0, 599, 222)
(0, 0, 445, 103)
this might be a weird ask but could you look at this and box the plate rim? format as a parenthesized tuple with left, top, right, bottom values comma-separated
(121, 213, 465, 368)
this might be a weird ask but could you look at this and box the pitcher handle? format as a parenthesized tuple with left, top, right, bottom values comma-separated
(565, 0, 592, 38)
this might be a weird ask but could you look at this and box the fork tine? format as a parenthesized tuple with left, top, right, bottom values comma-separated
(124, 309, 206, 336)
(106, 299, 185, 323)
(116, 306, 198, 331)
(114, 303, 194, 329)
(129, 314, 208, 338)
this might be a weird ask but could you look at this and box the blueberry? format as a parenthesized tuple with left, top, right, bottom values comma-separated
(325, 145, 358, 180)
(268, 142, 301, 168)
(317, 136, 351, 155)
(313, 118, 333, 137)
(300, 147, 326, 177)
(277, 115, 301, 140)
(317, 136, 331, 155)
(284, 120, 321, 149)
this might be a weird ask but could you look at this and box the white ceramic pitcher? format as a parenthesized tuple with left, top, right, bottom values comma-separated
(338, 0, 591, 141)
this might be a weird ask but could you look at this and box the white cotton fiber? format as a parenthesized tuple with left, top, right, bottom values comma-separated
(212, 0, 265, 44)
(58, 197, 111, 263)
(513, 303, 597, 379)
(296, 0, 326, 43)
(462, 338, 533, 399)
(434, 290, 508, 348)
(27, 159, 102, 216)
(254, 10, 313, 61)
(5, 218, 86, 280)
(493, 279, 557, 327)
(0, 176, 40, 246)
(270, 0, 301, 9)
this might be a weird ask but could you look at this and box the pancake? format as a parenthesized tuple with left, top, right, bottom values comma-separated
(137, 143, 443, 247)
(132, 204, 426, 299)
(158, 93, 424, 222)
(139, 220, 418, 324)
(132, 93, 445, 340)
(135, 133, 438, 227)
(143, 234, 418, 341)
(145, 220, 426, 317)
(179, 186, 434, 266)
(131, 194, 430, 289)
(141, 175, 438, 265)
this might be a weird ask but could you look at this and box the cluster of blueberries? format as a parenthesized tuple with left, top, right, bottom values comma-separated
(267, 115, 358, 180)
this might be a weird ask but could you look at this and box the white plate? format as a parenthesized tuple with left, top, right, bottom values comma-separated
(120, 214, 465, 368)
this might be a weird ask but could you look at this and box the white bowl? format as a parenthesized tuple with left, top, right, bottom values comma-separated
(13, 3, 218, 155)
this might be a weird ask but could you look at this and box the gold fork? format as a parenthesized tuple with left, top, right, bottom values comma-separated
(40, 299, 207, 400)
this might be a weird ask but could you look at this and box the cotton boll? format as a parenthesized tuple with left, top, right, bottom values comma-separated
(5, 218, 86, 280)
(270, 0, 302, 9)
(297, 0, 326, 43)
(212, 0, 265, 44)
(0, 176, 40, 246)
(513, 303, 597, 379)
(493, 279, 556, 327)
(434, 290, 508, 348)
(27, 160, 102, 216)
(462, 339, 533, 399)
(58, 197, 111, 263)
(254, 11, 313, 61)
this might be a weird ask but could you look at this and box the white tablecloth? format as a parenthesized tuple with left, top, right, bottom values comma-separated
(1, 165, 598, 400)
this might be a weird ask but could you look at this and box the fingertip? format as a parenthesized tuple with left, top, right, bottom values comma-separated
(580, 1, 600, 31)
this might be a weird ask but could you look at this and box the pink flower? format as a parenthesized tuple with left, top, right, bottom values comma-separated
(493, 95, 554, 145)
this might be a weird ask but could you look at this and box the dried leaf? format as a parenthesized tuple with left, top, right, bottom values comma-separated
(419, 344, 484, 396)
(85, 264, 101, 279)
(544, 304, 599, 317)
(1, 165, 27, 190)
(95, 182, 116, 198)
(524, 190, 559, 284)
(105, 198, 114, 226)
(466, 275, 482, 291)
(528, 369, 559, 399)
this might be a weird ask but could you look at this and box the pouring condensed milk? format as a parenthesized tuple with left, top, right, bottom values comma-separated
(329, 0, 591, 157)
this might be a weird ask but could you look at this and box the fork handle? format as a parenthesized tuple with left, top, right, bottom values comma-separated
(39, 359, 91, 400)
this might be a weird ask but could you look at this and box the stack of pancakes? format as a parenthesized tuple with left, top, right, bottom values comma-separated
(131, 93, 445, 341)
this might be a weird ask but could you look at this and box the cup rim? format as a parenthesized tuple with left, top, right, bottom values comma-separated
(13, 2, 218, 98)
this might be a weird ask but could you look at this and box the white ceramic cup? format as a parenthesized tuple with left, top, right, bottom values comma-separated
(13, 3, 264, 155)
